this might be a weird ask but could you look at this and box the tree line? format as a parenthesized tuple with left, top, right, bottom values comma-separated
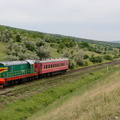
(0, 28, 120, 69)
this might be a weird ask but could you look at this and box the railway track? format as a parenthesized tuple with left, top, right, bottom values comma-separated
(0, 60, 120, 97)
(67, 60, 120, 74)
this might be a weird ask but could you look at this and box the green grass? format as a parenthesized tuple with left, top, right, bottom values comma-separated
(0, 64, 119, 120)
(49, 47, 62, 58)
(0, 42, 7, 61)
(29, 65, 120, 120)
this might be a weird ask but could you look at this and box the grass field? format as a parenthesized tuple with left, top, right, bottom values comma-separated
(0, 64, 120, 120)
(28, 65, 120, 120)
(0, 42, 7, 61)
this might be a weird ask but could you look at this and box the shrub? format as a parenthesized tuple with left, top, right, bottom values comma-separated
(57, 49, 60, 53)
(104, 55, 113, 60)
(43, 35, 54, 43)
(103, 52, 107, 54)
(58, 43, 65, 49)
(24, 41, 36, 52)
(36, 46, 51, 59)
(7, 42, 26, 55)
(0, 29, 12, 42)
(74, 50, 86, 66)
(4, 55, 20, 61)
(50, 43, 56, 47)
(62, 51, 72, 59)
(84, 54, 89, 59)
(16, 33, 21, 42)
(18, 51, 39, 60)
(36, 39, 45, 47)
(79, 41, 90, 48)
(76, 59, 86, 66)
(69, 59, 76, 69)
(89, 56, 102, 63)
(95, 50, 102, 54)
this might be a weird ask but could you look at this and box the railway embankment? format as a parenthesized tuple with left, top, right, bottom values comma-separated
(0, 61, 120, 120)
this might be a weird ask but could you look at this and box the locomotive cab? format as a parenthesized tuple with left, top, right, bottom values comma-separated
(0, 63, 8, 86)
(0, 60, 36, 87)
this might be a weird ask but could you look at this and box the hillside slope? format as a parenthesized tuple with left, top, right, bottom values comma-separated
(1, 25, 120, 48)
(0, 25, 120, 68)
(0, 60, 119, 120)
(0, 41, 7, 61)
(29, 65, 120, 120)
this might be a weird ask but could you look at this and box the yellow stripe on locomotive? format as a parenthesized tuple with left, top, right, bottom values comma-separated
(0, 67, 8, 73)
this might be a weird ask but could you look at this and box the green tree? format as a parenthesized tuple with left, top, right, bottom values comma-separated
(36, 46, 51, 59)
(36, 38, 45, 47)
(74, 50, 86, 66)
(62, 51, 72, 58)
(43, 35, 51, 42)
(89, 56, 102, 63)
(4, 55, 19, 61)
(79, 41, 90, 48)
(0, 29, 12, 42)
(104, 55, 113, 60)
(59, 43, 65, 49)
(18, 51, 39, 60)
(69, 59, 76, 69)
(16, 33, 21, 42)
(24, 41, 36, 52)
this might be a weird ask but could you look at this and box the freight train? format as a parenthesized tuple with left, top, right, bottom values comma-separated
(0, 58, 69, 88)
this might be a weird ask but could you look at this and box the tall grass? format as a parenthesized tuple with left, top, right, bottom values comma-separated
(0, 65, 119, 120)
(30, 67, 120, 120)
(0, 42, 7, 61)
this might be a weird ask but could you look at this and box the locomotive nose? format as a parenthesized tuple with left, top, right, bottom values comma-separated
(0, 78, 5, 88)
(0, 78, 5, 84)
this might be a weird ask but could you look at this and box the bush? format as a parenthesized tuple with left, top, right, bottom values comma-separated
(18, 51, 39, 60)
(50, 43, 56, 47)
(62, 51, 72, 58)
(24, 41, 36, 52)
(79, 41, 90, 48)
(74, 50, 86, 66)
(57, 49, 60, 53)
(4, 55, 20, 61)
(36, 46, 51, 59)
(103, 52, 107, 54)
(89, 56, 102, 63)
(84, 54, 89, 59)
(69, 59, 76, 69)
(0, 29, 12, 42)
(76, 59, 86, 66)
(58, 43, 65, 49)
(36, 39, 45, 47)
(7, 42, 26, 55)
(16, 33, 21, 42)
(104, 55, 113, 60)
(43, 35, 55, 43)
(95, 50, 102, 54)
(6, 40, 40, 60)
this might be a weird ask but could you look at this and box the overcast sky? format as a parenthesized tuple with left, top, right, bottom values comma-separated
(0, 0, 120, 41)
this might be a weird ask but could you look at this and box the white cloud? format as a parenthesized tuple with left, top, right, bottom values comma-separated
(0, 0, 120, 41)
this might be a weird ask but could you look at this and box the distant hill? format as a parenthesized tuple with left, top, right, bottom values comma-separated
(1, 25, 120, 48)
(111, 41, 120, 43)
(0, 25, 120, 68)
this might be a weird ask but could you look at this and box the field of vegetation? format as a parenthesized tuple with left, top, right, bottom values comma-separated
(0, 25, 120, 69)
(32, 66, 120, 120)
(0, 61, 119, 120)
(0, 25, 120, 120)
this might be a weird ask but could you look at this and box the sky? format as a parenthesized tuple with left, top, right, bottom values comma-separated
(0, 0, 120, 41)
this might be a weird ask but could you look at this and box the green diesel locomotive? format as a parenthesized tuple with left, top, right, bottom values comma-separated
(0, 60, 37, 87)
